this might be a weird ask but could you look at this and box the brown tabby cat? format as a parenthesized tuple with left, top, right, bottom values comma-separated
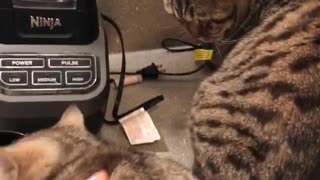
(164, 0, 320, 179)
(0, 106, 194, 180)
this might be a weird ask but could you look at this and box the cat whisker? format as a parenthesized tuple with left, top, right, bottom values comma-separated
(220, 39, 239, 45)
(177, 30, 192, 40)
(221, 35, 247, 45)
(213, 42, 223, 58)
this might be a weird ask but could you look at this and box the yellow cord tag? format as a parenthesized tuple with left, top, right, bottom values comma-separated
(194, 49, 214, 61)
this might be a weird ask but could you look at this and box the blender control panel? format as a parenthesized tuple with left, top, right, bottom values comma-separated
(0, 54, 98, 95)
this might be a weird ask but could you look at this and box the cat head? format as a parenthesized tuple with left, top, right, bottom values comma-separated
(163, 0, 260, 42)
(0, 105, 99, 180)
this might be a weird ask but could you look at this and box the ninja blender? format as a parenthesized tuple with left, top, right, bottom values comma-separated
(0, 0, 110, 133)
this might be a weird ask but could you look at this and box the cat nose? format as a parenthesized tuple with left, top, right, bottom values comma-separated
(199, 29, 210, 38)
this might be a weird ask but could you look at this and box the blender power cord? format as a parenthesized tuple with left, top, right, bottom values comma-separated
(109, 38, 214, 78)
(110, 63, 205, 78)
(100, 13, 164, 124)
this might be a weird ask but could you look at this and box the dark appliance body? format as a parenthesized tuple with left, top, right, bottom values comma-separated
(0, 0, 99, 44)
(0, 0, 109, 133)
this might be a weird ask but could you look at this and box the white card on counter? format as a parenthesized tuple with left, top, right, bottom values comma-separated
(119, 108, 161, 145)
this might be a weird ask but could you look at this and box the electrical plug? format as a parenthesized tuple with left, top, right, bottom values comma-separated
(136, 63, 163, 80)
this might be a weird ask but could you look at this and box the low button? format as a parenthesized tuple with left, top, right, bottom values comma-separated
(0, 71, 28, 86)
(66, 71, 92, 85)
(49, 58, 91, 68)
(32, 71, 62, 85)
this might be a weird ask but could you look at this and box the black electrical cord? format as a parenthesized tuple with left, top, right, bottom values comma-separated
(161, 38, 199, 52)
(109, 38, 209, 76)
(158, 64, 205, 76)
(100, 13, 164, 124)
(110, 65, 205, 76)
(99, 15, 209, 124)
(160, 38, 209, 75)
(100, 13, 126, 121)
(110, 72, 137, 75)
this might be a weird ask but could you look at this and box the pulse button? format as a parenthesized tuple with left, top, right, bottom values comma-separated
(49, 58, 91, 68)
(32, 71, 62, 86)
(0, 71, 28, 86)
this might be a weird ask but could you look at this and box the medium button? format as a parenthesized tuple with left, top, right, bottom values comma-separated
(1, 58, 44, 68)
(66, 71, 92, 85)
(0, 71, 28, 86)
(32, 71, 62, 85)
(49, 58, 91, 68)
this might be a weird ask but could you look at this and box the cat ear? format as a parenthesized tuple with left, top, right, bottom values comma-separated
(0, 152, 18, 180)
(57, 105, 85, 129)
(163, 0, 174, 14)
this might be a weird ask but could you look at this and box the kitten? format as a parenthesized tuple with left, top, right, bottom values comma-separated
(0, 105, 195, 180)
(164, 0, 320, 179)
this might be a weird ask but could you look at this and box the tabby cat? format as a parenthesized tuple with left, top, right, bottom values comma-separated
(164, 0, 320, 179)
(0, 106, 194, 180)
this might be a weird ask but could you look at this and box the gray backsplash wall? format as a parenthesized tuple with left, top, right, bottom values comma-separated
(97, 0, 193, 53)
